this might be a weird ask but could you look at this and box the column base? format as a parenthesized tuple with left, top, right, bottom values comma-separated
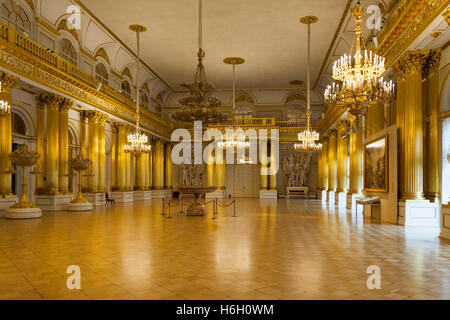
(84, 193, 106, 206)
(321, 190, 328, 203)
(327, 191, 336, 205)
(134, 190, 152, 201)
(398, 200, 440, 227)
(260, 190, 278, 199)
(67, 202, 94, 212)
(0, 196, 18, 217)
(152, 190, 167, 199)
(36, 195, 72, 211)
(440, 204, 450, 240)
(346, 193, 363, 210)
(336, 192, 347, 208)
(205, 189, 226, 199)
(110, 192, 134, 203)
(4, 207, 42, 219)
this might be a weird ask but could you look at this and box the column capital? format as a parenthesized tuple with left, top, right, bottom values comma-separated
(83, 110, 102, 122)
(399, 50, 430, 75)
(97, 113, 108, 125)
(328, 128, 338, 137)
(39, 93, 65, 110)
(0, 72, 18, 93)
(59, 98, 73, 113)
(112, 121, 130, 133)
(424, 49, 441, 77)
(336, 119, 350, 133)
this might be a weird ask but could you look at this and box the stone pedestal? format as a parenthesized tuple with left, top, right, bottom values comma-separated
(164, 189, 173, 199)
(84, 193, 106, 206)
(327, 191, 336, 206)
(4, 207, 42, 219)
(110, 191, 134, 203)
(398, 200, 440, 227)
(134, 190, 152, 201)
(0, 196, 18, 217)
(67, 202, 93, 212)
(336, 192, 347, 208)
(152, 190, 166, 199)
(260, 190, 278, 199)
(36, 195, 72, 211)
(321, 190, 328, 203)
(346, 193, 363, 210)
(441, 204, 450, 240)
(205, 189, 226, 199)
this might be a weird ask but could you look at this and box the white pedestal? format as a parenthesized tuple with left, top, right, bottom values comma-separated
(398, 200, 440, 227)
(0, 196, 18, 217)
(441, 205, 450, 240)
(36, 195, 72, 211)
(152, 190, 166, 199)
(327, 191, 336, 206)
(260, 190, 278, 199)
(134, 190, 152, 201)
(110, 191, 134, 203)
(286, 187, 308, 199)
(84, 193, 106, 206)
(67, 202, 94, 212)
(321, 190, 328, 203)
(346, 193, 363, 210)
(336, 192, 347, 208)
(4, 207, 42, 219)
(205, 189, 226, 199)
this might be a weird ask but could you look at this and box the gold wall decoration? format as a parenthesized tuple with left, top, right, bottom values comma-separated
(121, 67, 133, 82)
(95, 47, 110, 66)
(57, 19, 80, 45)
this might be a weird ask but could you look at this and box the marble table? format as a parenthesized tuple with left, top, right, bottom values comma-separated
(179, 186, 217, 216)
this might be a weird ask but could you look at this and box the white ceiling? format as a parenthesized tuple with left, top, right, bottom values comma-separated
(80, 0, 350, 91)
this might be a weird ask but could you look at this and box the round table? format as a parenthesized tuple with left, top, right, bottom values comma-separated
(179, 186, 217, 216)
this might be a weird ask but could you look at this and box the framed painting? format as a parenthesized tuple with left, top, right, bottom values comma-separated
(364, 135, 389, 192)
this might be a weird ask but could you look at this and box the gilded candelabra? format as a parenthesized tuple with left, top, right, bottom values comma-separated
(8, 144, 40, 209)
(68, 155, 92, 204)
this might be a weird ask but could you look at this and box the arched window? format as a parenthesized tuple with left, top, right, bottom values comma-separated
(1, 0, 31, 35)
(95, 63, 109, 85)
(11, 112, 27, 136)
(58, 39, 77, 66)
(121, 80, 131, 98)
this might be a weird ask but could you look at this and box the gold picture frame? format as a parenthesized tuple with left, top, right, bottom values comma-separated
(364, 135, 389, 193)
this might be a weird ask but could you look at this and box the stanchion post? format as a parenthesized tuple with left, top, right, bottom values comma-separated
(161, 198, 165, 216)
(233, 200, 237, 217)
(180, 196, 184, 214)
(212, 199, 217, 220)
(167, 200, 172, 219)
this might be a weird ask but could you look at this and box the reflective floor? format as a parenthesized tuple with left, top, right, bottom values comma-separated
(0, 198, 449, 300)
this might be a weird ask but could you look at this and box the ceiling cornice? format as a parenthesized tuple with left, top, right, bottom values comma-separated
(74, 0, 176, 92)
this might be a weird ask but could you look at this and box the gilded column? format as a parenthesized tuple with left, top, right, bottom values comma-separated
(84, 111, 100, 193)
(152, 139, 164, 190)
(136, 154, 145, 191)
(97, 114, 107, 193)
(35, 96, 45, 192)
(393, 61, 407, 198)
(425, 50, 441, 202)
(348, 116, 364, 195)
(110, 124, 117, 191)
(58, 98, 72, 194)
(336, 119, 349, 194)
(269, 139, 277, 191)
(114, 123, 128, 191)
(321, 137, 329, 194)
(398, 50, 429, 201)
(40, 93, 63, 195)
(215, 147, 225, 190)
(260, 141, 268, 190)
(125, 126, 132, 191)
(365, 103, 385, 138)
(148, 142, 153, 189)
(0, 72, 18, 196)
(164, 143, 173, 189)
(207, 149, 215, 187)
(327, 129, 338, 193)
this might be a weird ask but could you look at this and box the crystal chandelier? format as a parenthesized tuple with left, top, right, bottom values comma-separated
(124, 24, 151, 156)
(324, 1, 394, 116)
(295, 16, 322, 155)
(172, 0, 227, 125)
(217, 57, 250, 153)
(0, 81, 11, 116)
